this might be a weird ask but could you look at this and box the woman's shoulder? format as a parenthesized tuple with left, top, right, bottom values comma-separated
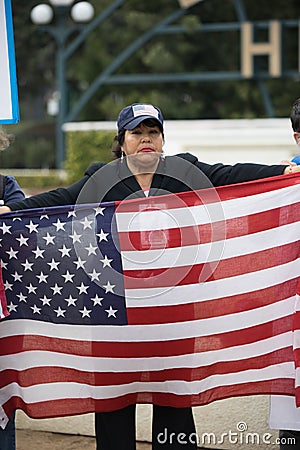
(3, 174, 25, 202)
(3, 174, 20, 190)
(170, 152, 199, 164)
(84, 161, 107, 176)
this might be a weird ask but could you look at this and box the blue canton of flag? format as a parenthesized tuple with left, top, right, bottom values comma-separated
(1, 204, 127, 325)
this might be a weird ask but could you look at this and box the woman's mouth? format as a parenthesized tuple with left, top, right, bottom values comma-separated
(139, 148, 154, 153)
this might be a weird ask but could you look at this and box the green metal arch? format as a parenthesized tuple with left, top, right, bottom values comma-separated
(65, 5, 188, 122)
(64, 0, 285, 123)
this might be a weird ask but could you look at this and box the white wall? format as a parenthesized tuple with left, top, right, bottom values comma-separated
(17, 118, 295, 448)
(163, 118, 296, 165)
(64, 117, 297, 165)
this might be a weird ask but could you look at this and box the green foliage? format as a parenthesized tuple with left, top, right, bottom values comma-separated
(0, 122, 55, 169)
(65, 130, 115, 184)
(0, 168, 67, 191)
(13, 172, 66, 189)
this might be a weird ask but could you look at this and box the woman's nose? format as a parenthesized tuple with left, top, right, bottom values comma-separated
(141, 134, 151, 142)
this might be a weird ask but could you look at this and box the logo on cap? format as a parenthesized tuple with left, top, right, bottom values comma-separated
(132, 104, 159, 119)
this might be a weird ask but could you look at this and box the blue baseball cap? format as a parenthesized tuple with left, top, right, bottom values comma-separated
(117, 103, 164, 133)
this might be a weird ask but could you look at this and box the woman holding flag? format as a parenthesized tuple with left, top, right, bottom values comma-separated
(0, 103, 299, 450)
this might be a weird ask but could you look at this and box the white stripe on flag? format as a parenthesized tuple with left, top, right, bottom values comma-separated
(116, 184, 300, 232)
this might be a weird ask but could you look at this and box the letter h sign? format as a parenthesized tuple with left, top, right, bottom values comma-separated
(241, 21, 281, 78)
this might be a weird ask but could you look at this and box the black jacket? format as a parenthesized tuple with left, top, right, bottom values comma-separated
(6, 153, 286, 211)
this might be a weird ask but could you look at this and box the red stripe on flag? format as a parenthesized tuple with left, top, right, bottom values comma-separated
(0, 316, 292, 359)
(0, 348, 292, 390)
(127, 279, 298, 324)
(123, 242, 299, 289)
(119, 203, 300, 251)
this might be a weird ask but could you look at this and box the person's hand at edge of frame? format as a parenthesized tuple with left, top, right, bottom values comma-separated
(0, 206, 12, 214)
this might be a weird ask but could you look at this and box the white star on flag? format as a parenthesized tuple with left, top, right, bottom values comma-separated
(88, 269, 101, 282)
(43, 233, 55, 245)
(54, 306, 66, 317)
(100, 255, 113, 268)
(103, 281, 115, 294)
(96, 229, 109, 241)
(94, 206, 105, 216)
(25, 221, 39, 233)
(80, 217, 93, 230)
(90, 294, 103, 306)
(105, 306, 118, 318)
(32, 247, 45, 258)
(7, 248, 18, 259)
(16, 234, 29, 246)
(65, 295, 77, 306)
(77, 283, 89, 295)
(53, 219, 66, 231)
(40, 295, 51, 306)
(36, 272, 48, 283)
(69, 231, 82, 243)
(31, 305, 41, 314)
(62, 271, 75, 283)
(51, 284, 63, 295)
(47, 259, 60, 271)
(79, 306, 92, 318)
(0, 223, 11, 234)
(58, 245, 72, 257)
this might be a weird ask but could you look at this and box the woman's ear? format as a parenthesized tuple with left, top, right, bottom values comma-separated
(293, 132, 300, 145)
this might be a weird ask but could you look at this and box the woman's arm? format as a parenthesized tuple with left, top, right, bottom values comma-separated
(194, 160, 298, 186)
(4, 175, 89, 211)
(0, 161, 107, 214)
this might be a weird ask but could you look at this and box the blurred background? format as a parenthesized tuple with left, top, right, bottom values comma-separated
(2, 0, 300, 184)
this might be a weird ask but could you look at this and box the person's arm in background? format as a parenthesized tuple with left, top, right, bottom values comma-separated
(0, 129, 25, 205)
(4, 175, 25, 202)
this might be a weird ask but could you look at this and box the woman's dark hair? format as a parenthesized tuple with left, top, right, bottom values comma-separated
(112, 129, 125, 159)
(111, 118, 164, 159)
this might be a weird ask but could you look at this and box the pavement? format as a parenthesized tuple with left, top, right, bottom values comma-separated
(16, 429, 210, 449)
(17, 429, 152, 450)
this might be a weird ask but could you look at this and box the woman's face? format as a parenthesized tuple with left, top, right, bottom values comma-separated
(121, 122, 163, 167)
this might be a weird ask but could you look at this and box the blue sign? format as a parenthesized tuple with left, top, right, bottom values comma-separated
(0, 0, 19, 123)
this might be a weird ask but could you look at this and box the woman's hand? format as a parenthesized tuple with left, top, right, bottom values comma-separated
(0, 206, 12, 214)
(283, 165, 300, 174)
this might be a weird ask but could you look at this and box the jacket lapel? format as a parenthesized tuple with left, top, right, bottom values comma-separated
(117, 159, 145, 198)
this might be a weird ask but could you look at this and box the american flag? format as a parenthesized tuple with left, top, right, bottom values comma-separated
(0, 174, 300, 427)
